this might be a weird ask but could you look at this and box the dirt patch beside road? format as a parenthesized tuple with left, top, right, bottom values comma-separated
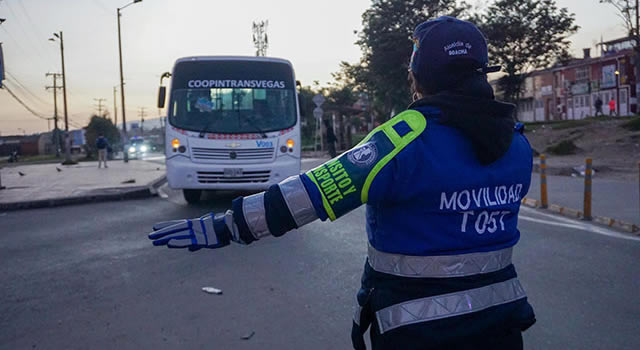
(524, 117, 640, 180)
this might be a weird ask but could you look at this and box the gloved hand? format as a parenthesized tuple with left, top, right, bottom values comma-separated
(148, 211, 242, 251)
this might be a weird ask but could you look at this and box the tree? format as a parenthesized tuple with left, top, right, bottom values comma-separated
(345, 0, 468, 119)
(599, 0, 637, 39)
(84, 115, 120, 158)
(298, 85, 318, 146)
(477, 0, 578, 103)
(599, 1, 640, 91)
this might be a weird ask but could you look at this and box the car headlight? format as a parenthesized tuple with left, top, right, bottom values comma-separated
(128, 146, 136, 153)
(140, 145, 148, 152)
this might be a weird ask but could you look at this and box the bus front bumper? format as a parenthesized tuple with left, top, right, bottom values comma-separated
(166, 155, 301, 191)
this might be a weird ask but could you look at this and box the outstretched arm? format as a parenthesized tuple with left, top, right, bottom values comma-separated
(148, 110, 426, 250)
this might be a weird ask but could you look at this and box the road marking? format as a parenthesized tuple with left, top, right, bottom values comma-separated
(519, 207, 640, 242)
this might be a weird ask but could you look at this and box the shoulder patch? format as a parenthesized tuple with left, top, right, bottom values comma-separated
(358, 109, 427, 146)
(359, 109, 426, 203)
(304, 110, 427, 221)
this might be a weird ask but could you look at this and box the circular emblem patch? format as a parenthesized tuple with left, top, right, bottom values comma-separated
(347, 142, 378, 167)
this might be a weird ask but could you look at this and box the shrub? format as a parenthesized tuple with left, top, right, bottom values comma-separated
(545, 139, 579, 155)
(621, 117, 640, 131)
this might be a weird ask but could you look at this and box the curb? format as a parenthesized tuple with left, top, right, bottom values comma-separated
(0, 175, 167, 212)
(521, 197, 640, 235)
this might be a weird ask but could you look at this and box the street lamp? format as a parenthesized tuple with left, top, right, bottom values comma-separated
(1, 19, 5, 88)
(49, 31, 74, 165)
(117, 0, 143, 163)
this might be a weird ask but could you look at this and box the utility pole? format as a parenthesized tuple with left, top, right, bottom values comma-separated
(113, 86, 118, 126)
(117, 0, 143, 162)
(59, 32, 71, 164)
(94, 98, 107, 117)
(138, 107, 146, 137)
(117, 7, 127, 160)
(45, 72, 62, 157)
(252, 20, 269, 56)
(49, 31, 73, 164)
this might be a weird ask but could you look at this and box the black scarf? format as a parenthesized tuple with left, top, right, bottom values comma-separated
(409, 76, 517, 165)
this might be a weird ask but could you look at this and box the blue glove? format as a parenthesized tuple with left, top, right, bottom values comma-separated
(148, 211, 240, 251)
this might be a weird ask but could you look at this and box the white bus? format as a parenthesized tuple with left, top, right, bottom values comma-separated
(158, 56, 302, 203)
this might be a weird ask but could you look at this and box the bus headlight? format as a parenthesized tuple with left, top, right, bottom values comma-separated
(128, 146, 136, 153)
(171, 138, 180, 152)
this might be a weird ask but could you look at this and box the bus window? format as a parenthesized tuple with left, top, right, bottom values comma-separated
(169, 87, 296, 134)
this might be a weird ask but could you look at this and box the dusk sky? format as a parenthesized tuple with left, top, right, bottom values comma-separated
(0, 0, 628, 135)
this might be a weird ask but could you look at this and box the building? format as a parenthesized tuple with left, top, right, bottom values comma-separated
(514, 36, 637, 122)
(0, 128, 85, 157)
(0, 135, 39, 157)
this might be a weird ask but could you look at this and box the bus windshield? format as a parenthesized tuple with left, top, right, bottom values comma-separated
(169, 87, 297, 134)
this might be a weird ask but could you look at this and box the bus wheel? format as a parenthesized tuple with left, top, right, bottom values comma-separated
(183, 189, 202, 204)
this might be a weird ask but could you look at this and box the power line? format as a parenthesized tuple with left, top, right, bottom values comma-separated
(3, 76, 49, 111)
(0, 26, 29, 57)
(2, 83, 50, 121)
(2, 0, 51, 64)
(0, 23, 52, 76)
(0, 1, 56, 75)
(5, 70, 51, 107)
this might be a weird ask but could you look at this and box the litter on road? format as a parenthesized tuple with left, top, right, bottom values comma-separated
(241, 331, 255, 340)
(201, 287, 223, 295)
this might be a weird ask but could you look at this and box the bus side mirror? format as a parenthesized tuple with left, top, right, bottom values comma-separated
(157, 86, 166, 109)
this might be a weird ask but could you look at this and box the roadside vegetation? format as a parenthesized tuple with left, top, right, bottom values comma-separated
(621, 116, 640, 131)
(545, 139, 579, 155)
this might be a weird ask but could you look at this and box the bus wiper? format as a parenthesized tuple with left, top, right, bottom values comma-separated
(247, 123, 268, 139)
(243, 115, 268, 138)
(198, 119, 218, 137)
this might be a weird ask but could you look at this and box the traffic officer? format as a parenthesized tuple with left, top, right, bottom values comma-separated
(149, 16, 536, 350)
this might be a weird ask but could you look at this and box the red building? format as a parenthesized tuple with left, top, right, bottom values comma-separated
(515, 37, 637, 122)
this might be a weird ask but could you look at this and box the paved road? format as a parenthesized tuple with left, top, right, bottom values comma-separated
(528, 173, 640, 225)
(1, 160, 639, 349)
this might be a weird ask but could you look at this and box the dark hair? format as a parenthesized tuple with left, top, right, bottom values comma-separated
(409, 68, 493, 99)
(409, 72, 426, 97)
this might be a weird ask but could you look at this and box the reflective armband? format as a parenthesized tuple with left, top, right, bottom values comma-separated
(305, 110, 427, 221)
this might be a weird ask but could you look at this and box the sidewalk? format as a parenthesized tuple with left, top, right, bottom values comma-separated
(0, 158, 166, 211)
(526, 173, 640, 226)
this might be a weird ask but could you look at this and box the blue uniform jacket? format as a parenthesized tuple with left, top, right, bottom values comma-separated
(300, 105, 532, 257)
(229, 94, 537, 347)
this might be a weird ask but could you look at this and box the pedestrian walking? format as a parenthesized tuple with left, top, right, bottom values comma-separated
(594, 97, 603, 117)
(96, 134, 109, 168)
(609, 97, 616, 116)
(148, 16, 535, 350)
(325, 119, 338, 158)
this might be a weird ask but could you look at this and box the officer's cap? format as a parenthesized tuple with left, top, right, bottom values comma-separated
(409, 16, 500, 91)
